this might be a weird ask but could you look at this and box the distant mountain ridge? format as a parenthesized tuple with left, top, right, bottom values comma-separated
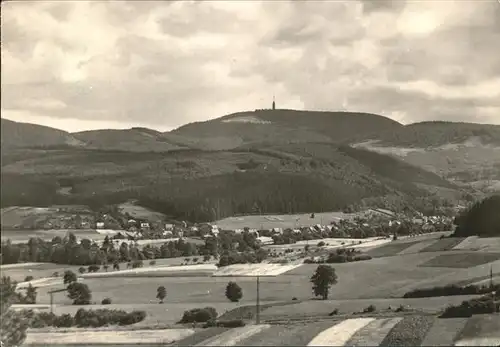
(2, 111, 499, 192)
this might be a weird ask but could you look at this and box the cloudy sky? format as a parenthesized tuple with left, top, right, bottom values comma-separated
(1, 0, 500, 132)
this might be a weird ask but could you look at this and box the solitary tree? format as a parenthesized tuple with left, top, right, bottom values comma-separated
(310, 265, 338, 300)
(63, 270, 77, 285)
(1, 276, 30, 346)
(156, 286, 167, 304)
(25, 284, 37, 304)
(203, 254, 211, 262)
(103, 264, 109, 272)
(67, 282, 92, 305)
(225, 282, 243, 302)
(113, 262, 120, 271)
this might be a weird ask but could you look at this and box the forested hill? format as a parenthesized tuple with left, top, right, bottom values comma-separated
(371, 121, 500, 148)
(170, 109, 404, 150)
(453, 194, 500, 237)
(2, 142, 460, 223)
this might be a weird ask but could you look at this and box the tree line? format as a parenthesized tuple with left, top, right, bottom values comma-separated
(1, 230, 267, 267)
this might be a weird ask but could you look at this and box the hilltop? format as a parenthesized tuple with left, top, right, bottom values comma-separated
(1, 119, 85, 149)
(170, 109, 404, 150)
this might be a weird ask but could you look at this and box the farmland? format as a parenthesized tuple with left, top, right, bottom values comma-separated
(8, 235, 500, 346)
(215, 212, 353, 230)
(24, 315, 500, 346)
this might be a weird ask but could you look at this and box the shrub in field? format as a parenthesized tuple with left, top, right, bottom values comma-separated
(396, 304, 407, 312)
(30, 312, 57, 328)
(52, 271, 59, 278)
(317, 241, 326, 247)
(63, 270, 77, 285)
(103, 264, 109, 272)
(225, 282, 243, 302)
(67, 282, 92, 305)
(113, 262, 120, 271)
(179, 307, 218, 323)
(132, 260, 143, 269)
(329, 308, 339, 316)
(440, 296, 499, 318)
(403, 283, 498, 298)
(310, 265, 338, 300)
(101, 298, 112, 305)
(78, 267, 86, 274)
(53, 314, 74, 328)
(203, 254, 211, 262)
(88, 264, 100, 273)
(216, 319, 246, 328)
(73, 308, 146, 327)
(363, 304, 376, 313)
(157, 286, 167, 304)
(292, 297, 298, 301)
(24, 276, 34, 282)
(149, 260, 156, 266)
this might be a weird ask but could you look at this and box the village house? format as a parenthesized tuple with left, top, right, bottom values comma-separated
(199, 223, 220, 236)
(140, 222, 150, 229)
(96, 222, 105, 229)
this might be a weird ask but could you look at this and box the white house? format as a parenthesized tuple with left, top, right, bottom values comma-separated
(140, 222, 150, 229)
(96, 222, 105, 229)
(271, 228, 283, 234)
(165, 223, 174, 231)
(256, 236, 273, 245)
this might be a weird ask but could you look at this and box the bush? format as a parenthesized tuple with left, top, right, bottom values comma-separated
(395, 304, 407, 312)
(440, 297, 499, 318)
(24, 276, 34, 282)
(101, 298, 112, 305)
(88, 265, 100, 273)
(216, 319, 246, 328)
(328, 308, 339, 316)
(179, 307, 218, 323)
(317, 241, 326, 247)
(53, 314, 74, 328)
(363, 305, 376, 313)
(132, 260, 144, 269)
(73, 308, 146, 327)
(30, 312, 56, 328)
(292, 297, 298, 301)
(403, 283, 497, 299)
(149, 260, 156, 266)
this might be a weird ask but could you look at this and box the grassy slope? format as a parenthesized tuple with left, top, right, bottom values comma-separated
(373, 121, 500, 148)
(171, 110, 403, 148)
(72, 129, 187, 152)
(1, 119, 84, 149)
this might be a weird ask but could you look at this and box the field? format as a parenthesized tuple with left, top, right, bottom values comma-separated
(27, 315, 497, 346)
(215, 212, 353, 230)
(420, 253, 500, 269)
(118, 201, 166, 222)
